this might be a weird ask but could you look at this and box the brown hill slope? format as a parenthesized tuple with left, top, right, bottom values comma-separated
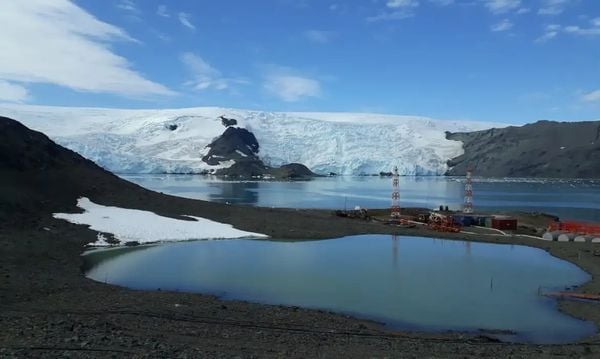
(0, 116, 141, 226)
(446, 120, 600, 178)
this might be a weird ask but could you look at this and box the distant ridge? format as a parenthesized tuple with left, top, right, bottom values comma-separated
(446, 120, 600, 178)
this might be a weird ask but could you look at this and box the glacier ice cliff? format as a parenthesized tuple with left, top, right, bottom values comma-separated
(0, 105, 502, 175)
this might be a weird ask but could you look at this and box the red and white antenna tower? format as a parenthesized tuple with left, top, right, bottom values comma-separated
(391, 166, 400, 218)
(463, 165, 473, 213)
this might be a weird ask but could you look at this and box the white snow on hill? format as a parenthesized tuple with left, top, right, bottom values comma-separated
(0, 104, 503, 175)
(54, 198, 267, 246)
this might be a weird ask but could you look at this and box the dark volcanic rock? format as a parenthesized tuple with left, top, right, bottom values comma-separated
(0, 116, 137, 226)
(220, 115, 238, 127)
(269, 163, 317, 179)
(218, 161, 269, 178)
(202, 127, 259, 165)
(203, 121, 317, 179)
(216, 161, 317, 179)
(446, 120, 600, 178)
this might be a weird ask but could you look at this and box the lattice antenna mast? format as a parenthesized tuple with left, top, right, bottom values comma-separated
(391, 166, 401, 218)
(463, 165, 473, 214)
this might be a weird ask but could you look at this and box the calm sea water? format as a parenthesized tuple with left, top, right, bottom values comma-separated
(84, 235, 594, 344)
(123, 175, 600, 222)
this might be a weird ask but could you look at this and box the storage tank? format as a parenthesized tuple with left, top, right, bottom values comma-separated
(574, 235, 594, 243)
(543, 231, 563, 241)
(558, 233, 575, 242)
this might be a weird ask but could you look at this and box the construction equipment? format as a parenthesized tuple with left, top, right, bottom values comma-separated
(428, 212, 461, 233)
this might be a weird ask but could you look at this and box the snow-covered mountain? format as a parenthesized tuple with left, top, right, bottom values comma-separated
(0, 104, 503, 175)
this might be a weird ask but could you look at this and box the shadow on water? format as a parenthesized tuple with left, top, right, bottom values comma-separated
(82, 245, 156, 274)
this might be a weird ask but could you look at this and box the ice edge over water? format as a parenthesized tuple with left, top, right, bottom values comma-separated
(1, 104, 504, 175)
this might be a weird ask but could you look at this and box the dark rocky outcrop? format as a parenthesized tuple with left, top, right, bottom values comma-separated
(202, 127, 260, 165)
(220, 115, 238, 127)
(201, 118, 317, 179)
(446, 120, 600, 178)
(218, 161, 270, 178)
(216, 160, 317, 180)
(269, 163, 316, 179)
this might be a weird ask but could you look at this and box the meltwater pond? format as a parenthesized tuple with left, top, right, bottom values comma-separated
(84, 235, 595, 344)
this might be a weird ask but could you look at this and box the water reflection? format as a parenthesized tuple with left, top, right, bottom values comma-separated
(121, 175, 600, 221)
(208, 181, 260, 205)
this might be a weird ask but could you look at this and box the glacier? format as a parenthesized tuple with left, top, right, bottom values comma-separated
(0, 104, 503, 175)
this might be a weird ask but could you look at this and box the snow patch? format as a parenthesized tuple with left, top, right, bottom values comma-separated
(54, 198, 267, 246)
(236, 150, 248, 157)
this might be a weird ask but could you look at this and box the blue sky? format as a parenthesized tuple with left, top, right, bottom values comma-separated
(0, 0, 599, 123)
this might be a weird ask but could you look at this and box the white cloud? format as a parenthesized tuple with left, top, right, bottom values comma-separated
(264, 68, 321, 102)
(538, 18, 600, 42)
(304, 30, 336, 44)
(117, 0, 141, 21)
(564, 25, 600, 36)
(536, 24, 561, 42)
(157, 4, 169, 18)
(368, 0, 419, 21)
(117, 0, 139, 14)
(538, 0, 571, 16)
(0, 0, 174, 99)
(484, 0, 521, 14)
(181, 53, 248, 91)
(429, 0, 454, 5)
(367, 10, 414, 22)
(0, 80, 28, 103)
(117, 0, 140, 13)
(582, 90, 600, 103)
(178, 12, 196, 30)
(386, 0, 419, 8)
(563, 18, 600, 36)
(491, 19, 513, 32)
(516, 7, 530, 14)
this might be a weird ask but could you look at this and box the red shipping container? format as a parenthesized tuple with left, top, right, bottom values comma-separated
(492, 217, 517, 230)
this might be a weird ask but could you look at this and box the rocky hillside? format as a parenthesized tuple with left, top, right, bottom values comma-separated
(446, 120, 600, 178)
(0, 116, 141, 226)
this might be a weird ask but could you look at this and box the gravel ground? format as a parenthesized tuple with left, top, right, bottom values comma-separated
(2, 206, 600, 358)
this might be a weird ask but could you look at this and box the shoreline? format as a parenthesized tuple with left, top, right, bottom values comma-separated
(80, 232, 596, 344)
(3, 190, 600, 356)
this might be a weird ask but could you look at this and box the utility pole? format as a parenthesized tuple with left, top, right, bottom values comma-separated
(463, 165, 473, 214)
(391, 166, 400, 218)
